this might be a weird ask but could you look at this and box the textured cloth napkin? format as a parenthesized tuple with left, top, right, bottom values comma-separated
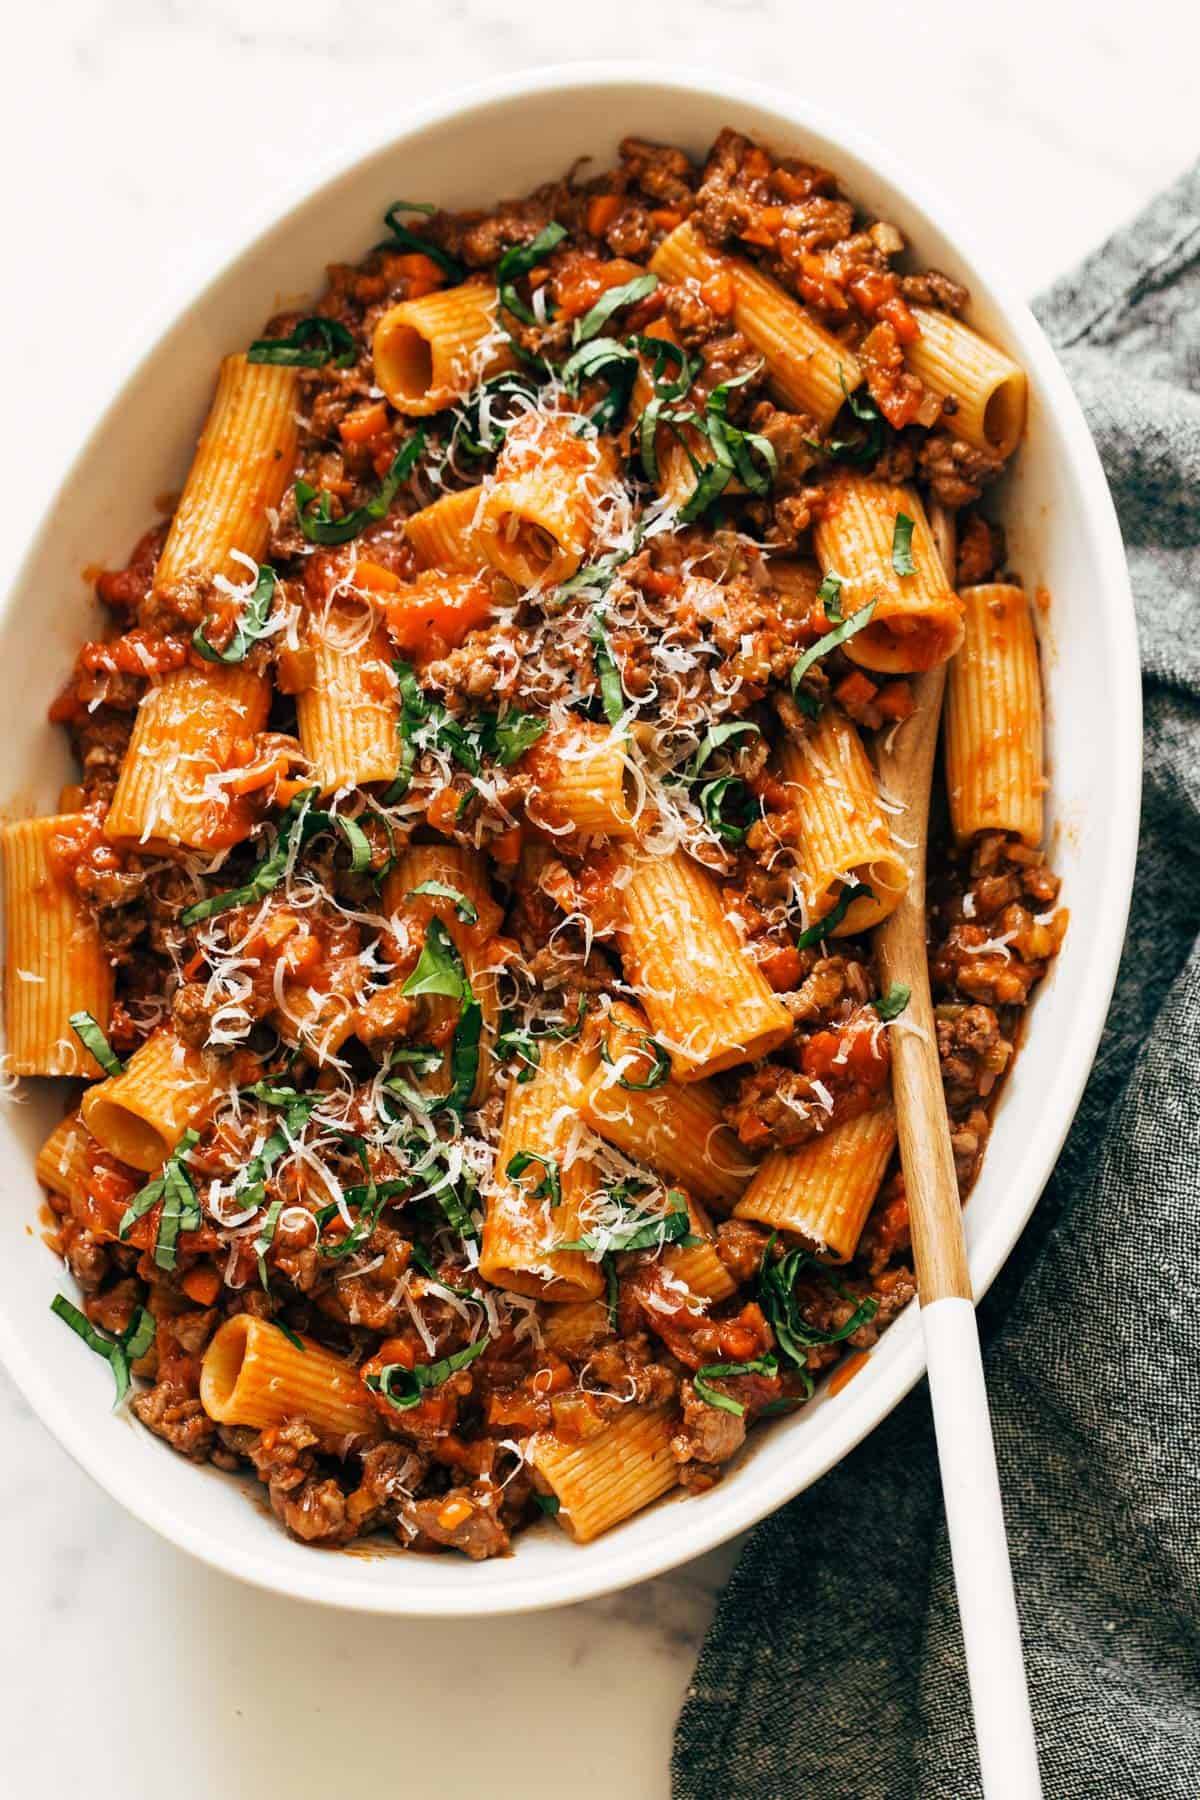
(673, 165, 1200, 1799)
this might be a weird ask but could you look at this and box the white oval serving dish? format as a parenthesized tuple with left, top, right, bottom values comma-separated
(0, 63, 1140, 1615)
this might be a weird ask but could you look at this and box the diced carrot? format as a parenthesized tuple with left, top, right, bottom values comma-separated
(530, 1358, 572, 1396)
(381, 251, 447, 298)
(834, 671, 879, 710)
(181, 1266, 222, 1306)
(877, 680, 915, 721)
(586, 193, 622, 237)
(699, 270, 736, 318)
(437, 1496, 475, 1532)
(339, 400, 391, 446)
(425, 786, 462, 835)
(352, 559, 403, 594)
(274, 643, 316, 695)
(649, 208, 684, 232)
(490, 824, 524, 866)
(640, 315, 678, 344)
(385, 573, 495, 655)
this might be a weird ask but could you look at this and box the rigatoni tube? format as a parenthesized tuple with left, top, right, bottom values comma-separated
(528, 1402, 678, 1542)
(81, 1029, 222, 1172)
(905, 307, 1027, 460)
(152, 353, 299, 613)
(0, 815, 113, 1076)
(734, 1104, 897, 1262)
(614, 848, 792, 1082)
(649, 220, 861, 428)
(778, 715, 906, 935)
(481, 1039, 606, 1303)
(945, 584, 1045, 846)
(200, 1315, 380, 1443)
(295, 604, 399, 792)
(813, 478, 963, 674)
(373, 279, 511, 415)
(104, 664, 270, 851)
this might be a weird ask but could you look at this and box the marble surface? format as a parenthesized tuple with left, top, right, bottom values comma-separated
(0, 6, 1193, 1797)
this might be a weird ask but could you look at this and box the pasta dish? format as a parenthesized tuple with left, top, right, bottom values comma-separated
(3, 129, 1065, 1558)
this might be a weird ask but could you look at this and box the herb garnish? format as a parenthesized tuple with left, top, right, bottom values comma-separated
(496, 223, 568, 326)
(68, 1011, 123, 1077)
(588, 611, 626, 724)
(117, 1129, 201, 1271)
(600, 1030, 671, 1092)
(790, 600, 879, 718)
(892, 512, 916, 577)
(873, 983, 911, 1022)
(180, 789, 374, 925)
(573, 273, 659, 345)
(50, 1293, 155, 1408)
(558, 1185, 698, 1256)
(795, 882, 870, 949)
(365, 1335, 490, 1411)
(817, 570, 844, 622)
(248, 317, 356, 368)
(193, 563, 278, 664)
(381, 201, 465, 282)
(407, 880, 479, 926)
(758, 1235, 878, 1391)
(506, 1149, 562, 1207)
(295, 430, 425, 546)
(693, 1354, 779, 1417)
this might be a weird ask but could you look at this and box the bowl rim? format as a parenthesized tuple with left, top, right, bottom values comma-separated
(0, 59, 1141, 1616)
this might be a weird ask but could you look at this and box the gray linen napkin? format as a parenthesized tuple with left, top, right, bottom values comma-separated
(673, 164, 1200, 1800)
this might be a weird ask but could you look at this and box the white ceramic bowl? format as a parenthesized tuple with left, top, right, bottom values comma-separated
(0, 64, 1140, 1615)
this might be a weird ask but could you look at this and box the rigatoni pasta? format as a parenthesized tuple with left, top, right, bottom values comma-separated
(0, 816, 113, 1076)
(778, 715, 907, 935)
(373, 278, 511, 415)
(813, 478, 963, 673)
(735, 1105, 898, 1262)
(152, 353, 298, 612)
(615, 848, 792, 1081)
(295, 604, 399, 792)
(945, 584, 1045, 846)
(905, 307, 1027, 460)
(81, 1030, 221, 1172)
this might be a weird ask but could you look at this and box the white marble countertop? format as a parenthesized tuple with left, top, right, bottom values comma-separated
(0, 5, 1192, 1796)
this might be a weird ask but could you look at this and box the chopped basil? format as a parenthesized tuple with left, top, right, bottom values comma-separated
(558, 1185, 697, 1256)
(438, 370, 541, 462)
(561, 334, 640, 430)
(601, 1029, 670, 1092)
(817, 570, 844, 623)
(254, 1198, 284, 1294)
(689, 719, 760, 779)
(317, 1173, 410, 1263)
(193, 562, 278, 664)
(587, 611, 626, 724)
(674, 372, 777, 523)
(758, 1235, 877, 1382)
(248, 317, 356, 369)
(118, 1129, 201, 1271)
(365, 1334, 490, 1411)
(813, 370, 885, 465)
(381, 202, 465, 282)
(678, 461, 735, 524)
(573, 273, 659, 344)
(874, 982, 911, 1022)
(478, 707, 547, 766)
(795, 882, 870, 949)
(496, 223, 568, 325)
(506, 1149, 562, 1207)
(295, 430, 425, 546)
(68, 1010, 122, 1077)
(384, 659, 426, 802)
(700, 775, 757, 845)
(180, 788, 363, 925)
(693, 1354, 779, 1417)
(496, 996, 588, 1085)
(892, 512, 916, 577)
(789, 600, 879, 718)
(401, 920, 480, 1113)
(51, 1293, 155, 1408)
(533, 1491, 561, 1517)
(407, 880, 479, 926)
(403, 918, 468, 1001)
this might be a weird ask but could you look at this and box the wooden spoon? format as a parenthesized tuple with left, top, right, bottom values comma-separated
(873, 507, 1042, 1798)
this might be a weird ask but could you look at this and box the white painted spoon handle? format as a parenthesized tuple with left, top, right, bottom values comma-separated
(922, 1296, 1043, 1799)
